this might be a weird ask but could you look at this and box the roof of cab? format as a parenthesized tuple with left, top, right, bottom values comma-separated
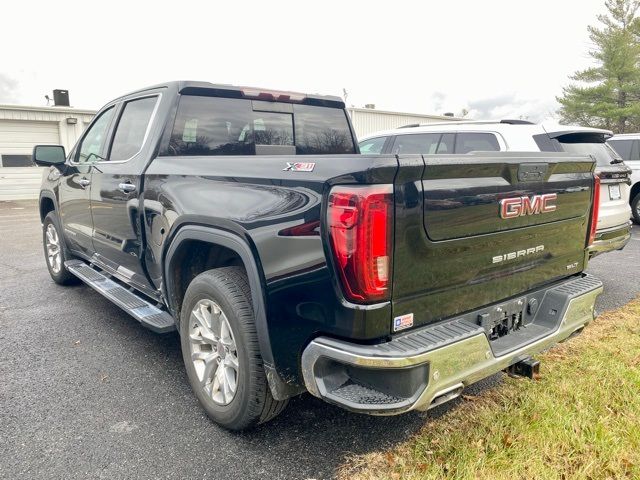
(114, 80, 344, 107)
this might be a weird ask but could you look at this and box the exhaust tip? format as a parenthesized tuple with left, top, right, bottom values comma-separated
(428, 383, 464, 410)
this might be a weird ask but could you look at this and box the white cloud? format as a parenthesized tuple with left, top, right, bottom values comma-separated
(466, 94, 560, 123)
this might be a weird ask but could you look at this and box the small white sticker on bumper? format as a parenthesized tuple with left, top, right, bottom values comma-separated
(393, 313, 414, 332)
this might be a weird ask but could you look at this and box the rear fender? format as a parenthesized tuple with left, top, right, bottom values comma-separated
(163, 225, 297, 400)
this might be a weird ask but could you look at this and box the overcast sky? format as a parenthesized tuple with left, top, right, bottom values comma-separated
(1, 0, 607, 122)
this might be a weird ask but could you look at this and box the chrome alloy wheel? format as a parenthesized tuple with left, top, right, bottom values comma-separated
(45, 223, 62, 274)
(188, 299, 239, 405)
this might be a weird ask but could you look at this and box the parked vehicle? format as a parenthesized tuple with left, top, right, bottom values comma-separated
(360, 121, 632, 257)
(607, 133, 640, 223)
(35, 82, 602, 430)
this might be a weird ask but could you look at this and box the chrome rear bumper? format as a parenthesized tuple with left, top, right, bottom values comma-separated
(301, 275, 603, 414)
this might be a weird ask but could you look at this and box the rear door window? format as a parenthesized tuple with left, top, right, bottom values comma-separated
(454, 133, 500, 154)
(167, 96, 355, 156)
(391, 133, 441, 154)
(358, 137, 387, 154)
(109, 96, 158, 161)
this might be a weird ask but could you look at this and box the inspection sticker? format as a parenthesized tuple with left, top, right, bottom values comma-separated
(393, 313, 414, 332)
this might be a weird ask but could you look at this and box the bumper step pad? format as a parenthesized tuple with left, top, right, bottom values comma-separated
(332, 382, 404, 405)
(65, 260, 176, 334)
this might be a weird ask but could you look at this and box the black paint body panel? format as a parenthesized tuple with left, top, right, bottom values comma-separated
(143, 153, 397, 379)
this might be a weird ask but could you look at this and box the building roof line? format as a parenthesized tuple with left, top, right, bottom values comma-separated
(0, 104, 97, 115)
(346, 107, 463, 120)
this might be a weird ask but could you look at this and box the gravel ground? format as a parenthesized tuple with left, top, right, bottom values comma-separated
(1, 200, 637, 480)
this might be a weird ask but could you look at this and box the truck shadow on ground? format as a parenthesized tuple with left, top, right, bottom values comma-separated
(103, 289, 501, 479)
(242, 374, 500, 477)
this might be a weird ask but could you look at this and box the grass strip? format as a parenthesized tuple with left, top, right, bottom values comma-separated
(339, 298, 640, 480)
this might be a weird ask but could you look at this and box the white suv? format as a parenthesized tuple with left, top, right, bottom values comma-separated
(359, 120, 632, 257)
(607, 133, 640, 223)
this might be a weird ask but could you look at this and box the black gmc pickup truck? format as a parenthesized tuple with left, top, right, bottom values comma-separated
(35, 81, 603, 430)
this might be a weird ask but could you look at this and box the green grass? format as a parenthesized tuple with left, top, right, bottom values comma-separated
(339, 299, 640, 480)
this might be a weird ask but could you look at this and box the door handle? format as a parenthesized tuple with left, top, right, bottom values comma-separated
(78, 177, 91, 188)
(118, 182, 137, 193)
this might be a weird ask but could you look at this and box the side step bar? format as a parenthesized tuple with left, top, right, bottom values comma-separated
(65, 260, 176, 334)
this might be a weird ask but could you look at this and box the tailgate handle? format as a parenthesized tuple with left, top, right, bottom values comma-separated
(518, 163, 548, 182)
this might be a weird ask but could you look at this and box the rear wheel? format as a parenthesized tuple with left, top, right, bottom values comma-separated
(180, 267, 287, 430)
(42, 211, 78, 285)
(631, 193, 640, 224)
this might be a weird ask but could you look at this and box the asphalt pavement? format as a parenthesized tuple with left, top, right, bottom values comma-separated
(1, 200, 638, 480)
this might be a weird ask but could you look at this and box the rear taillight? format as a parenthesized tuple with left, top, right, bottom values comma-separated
(588, 174, 601, 246)
(327, 185, 393, 303)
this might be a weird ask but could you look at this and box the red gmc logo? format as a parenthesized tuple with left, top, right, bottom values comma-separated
(499, 193, 557, 219)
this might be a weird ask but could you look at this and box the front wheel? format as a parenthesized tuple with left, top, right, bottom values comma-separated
(42, 211, 79, 285)
(180, 267, 287, 430)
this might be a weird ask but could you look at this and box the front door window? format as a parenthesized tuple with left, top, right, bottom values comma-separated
(77, 107, 115, 163)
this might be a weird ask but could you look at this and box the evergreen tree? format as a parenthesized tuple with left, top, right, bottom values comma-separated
(558, 0, 640, 132)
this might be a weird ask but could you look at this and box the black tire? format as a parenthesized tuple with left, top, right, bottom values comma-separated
(180, 267, 287, 430)
(42, 211, 79, 285)
(631, 193, 640, 224)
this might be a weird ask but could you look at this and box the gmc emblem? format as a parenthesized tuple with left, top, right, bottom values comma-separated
(499, 193, 557, 219)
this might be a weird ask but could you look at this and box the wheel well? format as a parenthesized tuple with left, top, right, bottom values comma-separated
(168, 239, 246, 318)
(39, 197, 55, 222)
(630, 182, 640, 205)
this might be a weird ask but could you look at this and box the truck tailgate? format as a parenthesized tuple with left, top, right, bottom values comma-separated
(392, 152, 596, 331)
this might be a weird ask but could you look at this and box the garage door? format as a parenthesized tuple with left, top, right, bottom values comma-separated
(0, 120, 60, 163)
(0, 120, 59, 199)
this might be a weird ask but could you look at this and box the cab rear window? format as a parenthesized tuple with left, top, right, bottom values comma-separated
(165, 96, 356, 156)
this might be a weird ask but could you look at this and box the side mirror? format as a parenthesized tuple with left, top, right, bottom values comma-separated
(32, 145, 66, 167)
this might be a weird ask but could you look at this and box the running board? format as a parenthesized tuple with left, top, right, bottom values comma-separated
(65, 260, 176, 334)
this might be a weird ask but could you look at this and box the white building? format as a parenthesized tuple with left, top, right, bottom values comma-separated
(347, 107, 463, 138)
(0, 104, 462, 200)
(0, 104, 94, 200)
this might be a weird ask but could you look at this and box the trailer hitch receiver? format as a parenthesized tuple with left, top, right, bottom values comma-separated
(505, 356, 540, 379)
